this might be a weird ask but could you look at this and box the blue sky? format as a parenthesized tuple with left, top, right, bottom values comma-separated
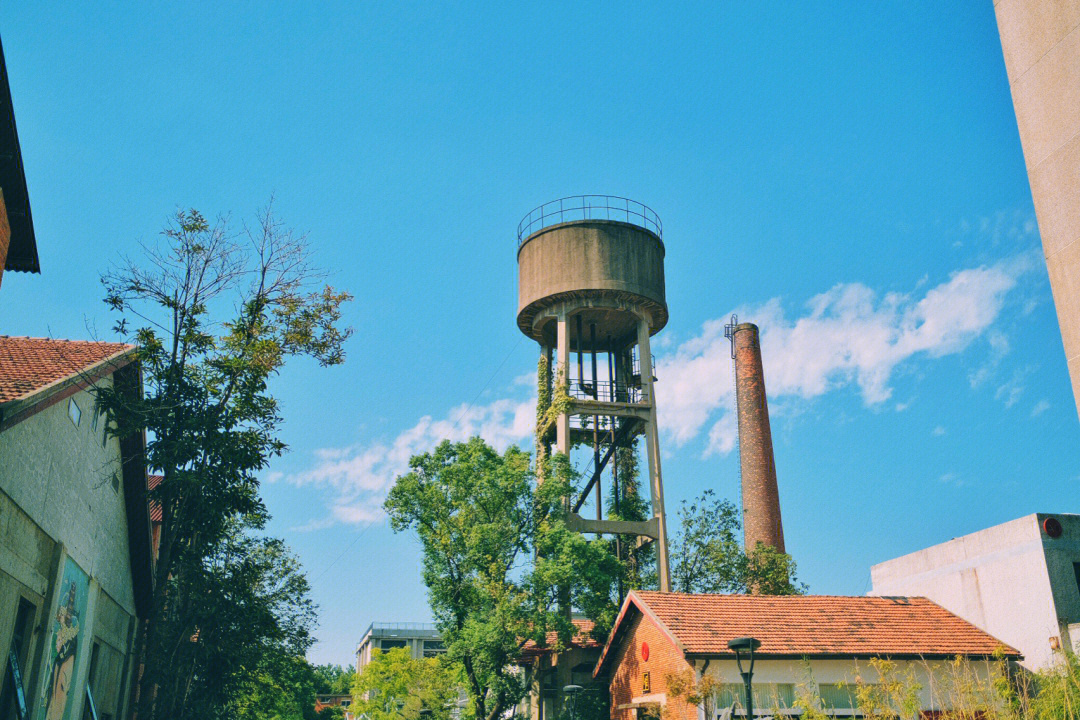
(4, 2, 1078, 666)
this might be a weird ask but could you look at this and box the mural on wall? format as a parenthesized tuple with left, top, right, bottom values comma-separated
(39, 558, 88, 720)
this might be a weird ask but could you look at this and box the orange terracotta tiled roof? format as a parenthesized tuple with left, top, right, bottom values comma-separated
(148, 474, 163, 522)
(596, 591, 1019, 674)
(0, 336, 133, 403)
(520, 618, 601, 657)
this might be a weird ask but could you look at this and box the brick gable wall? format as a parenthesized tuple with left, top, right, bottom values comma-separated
(608, 610, 697, 720)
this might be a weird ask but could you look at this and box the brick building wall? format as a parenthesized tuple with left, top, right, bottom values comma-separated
(607, 612, 695, 720)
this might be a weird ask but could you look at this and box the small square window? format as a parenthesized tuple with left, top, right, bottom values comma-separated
(68, 398, 81, 427)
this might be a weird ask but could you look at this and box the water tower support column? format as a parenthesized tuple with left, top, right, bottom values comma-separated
(556, 315, 570, 455)
(637, 318, 672, 592)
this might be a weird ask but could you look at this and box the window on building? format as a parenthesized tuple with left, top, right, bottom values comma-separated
(1073, 562, 1080, 599)
(379, 639, 408, 651)
(1, 597, 36, 720)
(68, 398, 82, 427)
(714, 683, 795, 712)
(818, 683, 862, 710)
(423, 640, 445, 657)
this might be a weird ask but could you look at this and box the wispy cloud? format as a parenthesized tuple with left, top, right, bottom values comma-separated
(285, 251, 1034, 526)
(1031, 399, 1051, 417)
(285, 397, 534, 528)
(657, 255, 1032, 457)
(932, 426, 946, 436)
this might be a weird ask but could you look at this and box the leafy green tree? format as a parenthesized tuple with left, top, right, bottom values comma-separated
(668, 490, 805, 595)
(317, 706, 347, 720)
(742, 542, 806, 595)
(313, 664, 356, 695)
(606, 439, 656, 592)
(94, 205, 351, 719)
(175, 525, 319, 719)
(669, 489, 742, 593)
(229, 648, 320, 720)
(352, 648, 460, 720)
(384, 439, 621, 720)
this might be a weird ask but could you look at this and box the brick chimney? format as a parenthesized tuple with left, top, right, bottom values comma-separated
(732, 322, 785, 554)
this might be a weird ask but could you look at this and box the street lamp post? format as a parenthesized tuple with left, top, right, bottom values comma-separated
(727, 637, 761, 719)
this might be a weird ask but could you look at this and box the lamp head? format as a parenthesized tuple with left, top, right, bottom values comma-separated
(727, 637, 761, 653)
(727, 636, 761, 675)
(563, 685, 583, 696)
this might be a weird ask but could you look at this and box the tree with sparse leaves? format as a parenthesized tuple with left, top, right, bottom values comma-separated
(93, 204, 351, 719)
(669, 490, 805, 595)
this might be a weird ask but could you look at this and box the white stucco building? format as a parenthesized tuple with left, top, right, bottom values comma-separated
(871, 513, 1080, 671)
(0, 336, 153, 720)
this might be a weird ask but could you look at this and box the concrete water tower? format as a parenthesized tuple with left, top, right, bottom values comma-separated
(517, 195, 672, 592)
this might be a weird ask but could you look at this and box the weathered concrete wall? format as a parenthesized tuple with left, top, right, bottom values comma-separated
(0, 377, 138, 719)
(993, 0, 1080, 419)
(1038, 513, 1080, 651)
(870, 514, 1070, 670)
(517, 221, 668, 342)
(0, 379, 136, 615)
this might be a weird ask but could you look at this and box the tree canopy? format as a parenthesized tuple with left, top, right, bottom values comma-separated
(670, 489, 805, 595)
(384, 439, 621, 720)
(351, 648, 460, 720)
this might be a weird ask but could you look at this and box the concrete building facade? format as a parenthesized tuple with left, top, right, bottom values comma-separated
(993, 0, 1080, 419)
(0, 336, 152, 720)
(595, 591, 1018, 720)
(354, 622, 445, 674)
(871, 512, 1080, 671)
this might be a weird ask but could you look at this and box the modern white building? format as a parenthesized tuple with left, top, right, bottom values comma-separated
(871, 513, 1080, 671)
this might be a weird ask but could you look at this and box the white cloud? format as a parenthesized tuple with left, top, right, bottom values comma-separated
(656, 257, 1029, 453)
(995, 366, 1033, 408)
(285, 253, 1032, 526)
(705, 413, 738, 458)
(286, 396, 534, 527)
(932, 426, 946, 436)
(1031, 399, 1050, 417)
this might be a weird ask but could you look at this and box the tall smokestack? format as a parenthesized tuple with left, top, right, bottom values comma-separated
(731, 322, 785, 554)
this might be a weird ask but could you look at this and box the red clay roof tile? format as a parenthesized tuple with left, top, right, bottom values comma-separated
(630, 591, 1020, 658)
(148, 474, 163, 523)
(0, 336, 133, 404)
(521, 618, 600, 656)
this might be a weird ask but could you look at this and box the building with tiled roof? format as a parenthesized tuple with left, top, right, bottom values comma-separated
(0, 336, 132, 408)
(516, 616, 608, 720)
(596, 590, 1020, 720)
(0, 336, 152, 720)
